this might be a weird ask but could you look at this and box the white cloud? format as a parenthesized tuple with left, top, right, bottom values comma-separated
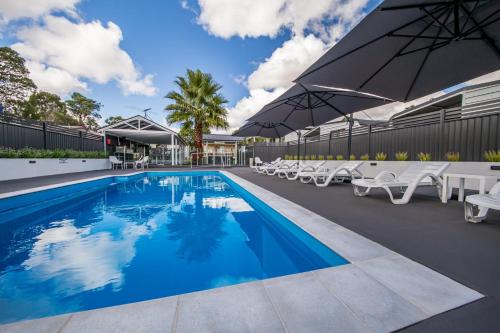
(26, 60, 87, 95)
(186, 0, 370, 133)
(248, 34, 328, 90)
(196, 0, 364, 39)
(222, 87, 286, 133)
(0, 0, 80, 23)
(11, 15, 158, 97)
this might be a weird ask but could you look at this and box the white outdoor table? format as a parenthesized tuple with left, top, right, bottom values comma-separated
(441, 173, 499, 203)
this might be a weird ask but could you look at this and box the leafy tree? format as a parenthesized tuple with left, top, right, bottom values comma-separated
(65, 92, 102, 130)
(165, 69, 228, 150)
(21, 91, 78, 125)
(104, 115, 125, 126)
(0, 47, 36, 114)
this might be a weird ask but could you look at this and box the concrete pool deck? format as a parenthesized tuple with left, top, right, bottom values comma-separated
(0, 169, 483, 333)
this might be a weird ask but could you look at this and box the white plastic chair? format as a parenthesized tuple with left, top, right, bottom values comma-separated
(109, 156, 124, 169)
(134, 156, 149, 169)
(464, 181, 500, 223)
(352, 162, 450, 204)
(302, 161, 364, 186)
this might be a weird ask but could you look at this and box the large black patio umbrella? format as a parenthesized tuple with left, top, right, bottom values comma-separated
(234, 121, 304, 157)
(247, 83, 391, 157)
(296, 0, 500, 102)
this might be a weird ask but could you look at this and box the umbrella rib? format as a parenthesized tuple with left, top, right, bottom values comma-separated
(283, 94, 307, 123)
(380, 0, 478, 11)
(404, 25, 444, 101)
(421, 6, 454, 36)
(308, 92, 315, 126)
(296, 5, 448, 81)
(462, 7, 499, 35)
(311, 92, 348, 120)
(359, 9, 448, 91)
(460, 0, 480, 32)
(459, 4, 500, 57)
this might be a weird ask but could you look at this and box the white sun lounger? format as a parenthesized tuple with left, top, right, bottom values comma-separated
(352, 162, 450, 204)
(265, 160, 298, 176)
(302, 161, 364, 186)
(279, 161, 326, 180)
(464, 181, 500, 223)
(255, 157, 281, 174)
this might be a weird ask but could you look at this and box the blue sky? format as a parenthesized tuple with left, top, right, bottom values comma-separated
(0, 0, 383, 131)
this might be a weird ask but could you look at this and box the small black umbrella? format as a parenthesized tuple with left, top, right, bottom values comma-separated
(296, 0, 500, 102)
(234, 121, 304, 157)
(246, 83, 390, 157)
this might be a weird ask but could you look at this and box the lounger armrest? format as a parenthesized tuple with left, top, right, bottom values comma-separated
(374, 171, 397, 182)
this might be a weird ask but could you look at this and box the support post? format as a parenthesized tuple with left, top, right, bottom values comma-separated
(347, 114, 353, 158)
(297, 131, 301, 159)
(79, 131, 83, 151)
(171, 134, 174, 166)
(367, 125, 372, 158)
(439, 109, 445, 160)
(103, 130, 107, 153)
(328, 131, 332, 156)
(42, 122, 47, 149)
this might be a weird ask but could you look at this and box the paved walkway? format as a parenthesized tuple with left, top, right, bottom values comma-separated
(229, 167, 500, 333)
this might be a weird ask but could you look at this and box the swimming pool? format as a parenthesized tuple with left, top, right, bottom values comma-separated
(0, 171, 347, 324)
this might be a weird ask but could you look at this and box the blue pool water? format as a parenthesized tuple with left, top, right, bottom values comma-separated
(0, 172, 347, 324)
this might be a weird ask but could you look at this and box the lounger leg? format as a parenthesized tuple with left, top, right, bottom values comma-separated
(300, 176, 313, 184)
(465, 202, 489, 223)
(353, 185, 371, 197)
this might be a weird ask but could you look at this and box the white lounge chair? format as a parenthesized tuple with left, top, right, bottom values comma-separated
(265, 160, 297, 176)
(281, 161, 326, 180)
(256, 157, 282, 174)
(352, 162, 450, 204)
(464, 181, 500, 223)
(250, 157, 264, 171)
(301, 161, 364, 186)
(109, 155, 124, 169)
(134, 156, 149, 169)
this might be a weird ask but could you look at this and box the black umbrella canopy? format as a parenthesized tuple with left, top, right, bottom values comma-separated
(296, 0, 500, 102)
(247, 83, 391, 129)
(234, 121, 296, 138)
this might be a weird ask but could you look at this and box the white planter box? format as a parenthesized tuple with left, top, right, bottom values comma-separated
(0, 158, 111, 181)
(288, 160, 500, 191)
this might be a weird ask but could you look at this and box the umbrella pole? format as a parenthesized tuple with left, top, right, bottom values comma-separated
(347, 114, 353, 158)
(297, 131, 301, 160)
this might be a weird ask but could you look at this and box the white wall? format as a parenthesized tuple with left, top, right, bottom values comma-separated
(0, 159, 110, 181)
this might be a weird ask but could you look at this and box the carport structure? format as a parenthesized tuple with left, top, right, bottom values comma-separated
(99, 115, 187, 166)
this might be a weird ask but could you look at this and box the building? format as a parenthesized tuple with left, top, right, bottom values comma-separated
(202, 134, 245, 164)
(99, 115, 187, 166)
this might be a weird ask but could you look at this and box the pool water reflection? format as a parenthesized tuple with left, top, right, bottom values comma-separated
(0, 173, 347, 324)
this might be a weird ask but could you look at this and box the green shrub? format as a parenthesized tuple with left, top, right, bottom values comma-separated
(326, 155, 334, 160)
(336, 154, 344, 160)
(0, 147, 109, 159)
(375, 152, 387, 161)
(293, 155, 298, 160)
(317, 155, 324, 160)
(484, 150, 500, 162)
(349, 154, 356, 160)
(417, 152, 431, 161)
(395, 151, 408, 161)
(310, 154, 317, 160)
(304, 155, 310, 160)
(360, 154, 369, 161)
(445, 152, 460, 162)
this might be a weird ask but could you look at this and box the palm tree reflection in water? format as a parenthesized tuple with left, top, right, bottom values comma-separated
(166, 175, 229, 263)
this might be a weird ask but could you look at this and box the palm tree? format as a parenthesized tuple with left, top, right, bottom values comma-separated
(165, 69, 228, 152)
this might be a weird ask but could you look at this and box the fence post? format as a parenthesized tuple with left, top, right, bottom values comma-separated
(367, 125, 372, 158)
(304, 137, 307, 158)
(79, 131, 83, 151)
(42, 122, 47, 149)
(439, 109, 445, 160)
